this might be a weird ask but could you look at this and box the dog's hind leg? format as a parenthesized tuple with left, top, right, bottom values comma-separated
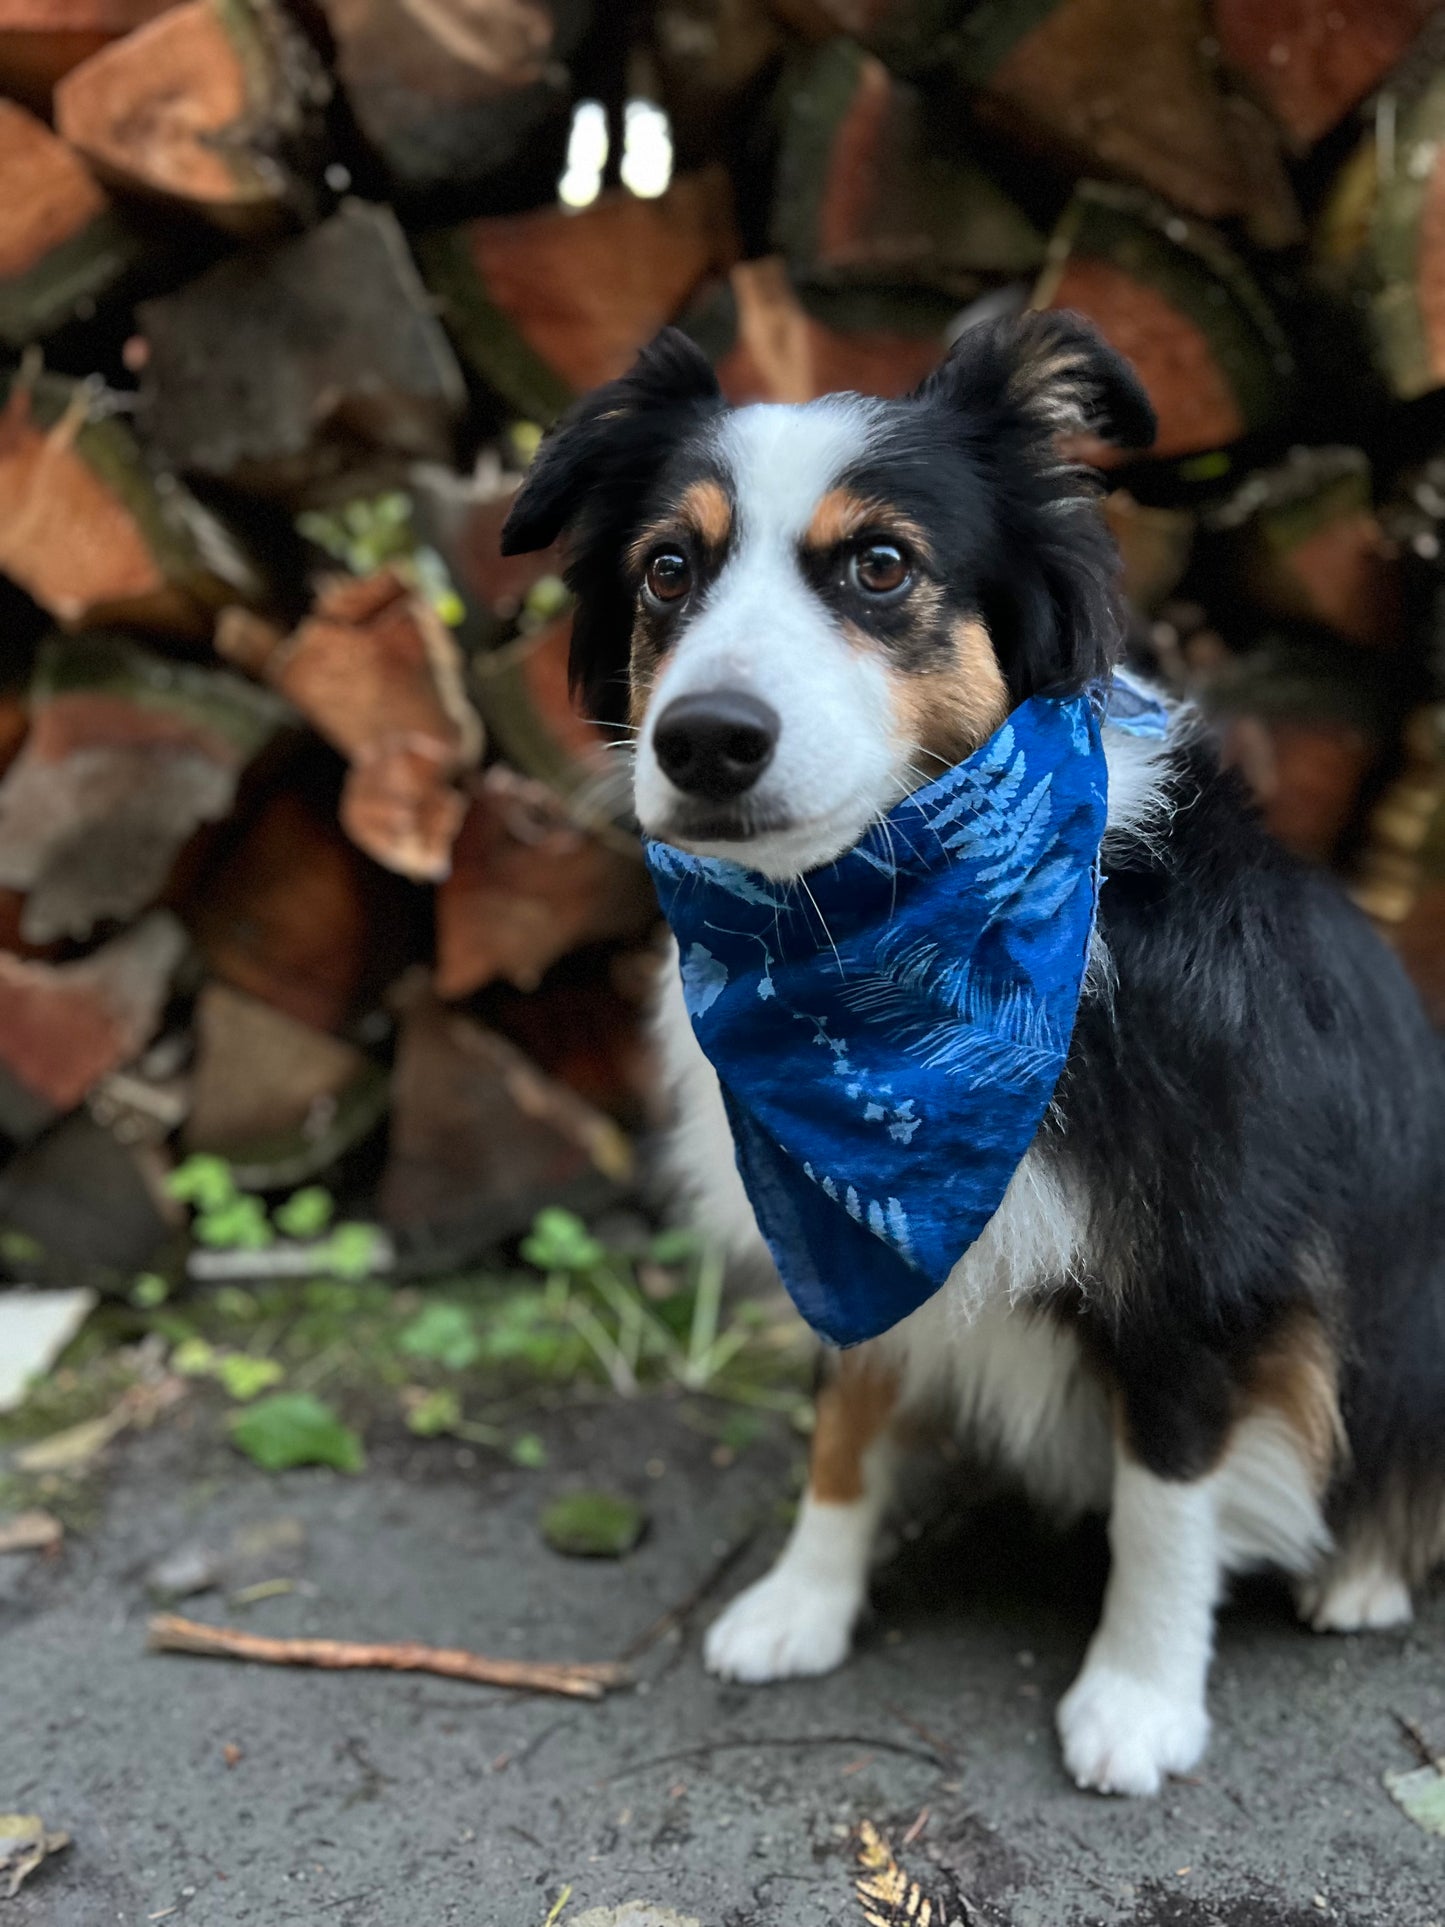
(704, 1349, 899, 1683)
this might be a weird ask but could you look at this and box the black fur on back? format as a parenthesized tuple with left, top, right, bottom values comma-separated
(1050, 738, 1445, 1560)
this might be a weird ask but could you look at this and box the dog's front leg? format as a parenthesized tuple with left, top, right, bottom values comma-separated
(1056, 1448, 1217, 1795)
(705, 1350, 898, 1683)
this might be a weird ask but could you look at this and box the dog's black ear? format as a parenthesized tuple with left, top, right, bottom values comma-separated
(499, 329, 723, 722)
(500, 328, 722, 556)
(914, 312, 1154, 700)
(916, 309, 1156, 452)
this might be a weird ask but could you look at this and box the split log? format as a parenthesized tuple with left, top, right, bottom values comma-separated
(1105, 492, 1195, 615)
(0, 1111, 173, 1271)
(1352, 705, 1445, 1022)
(484, 953, 662, 1127)
(773, 38, 1040, 296)
(1033, 183, 1295, 463)
(184, 981, 388, 1188)
(316, 0, 591, 195)
(1314, 69, 1445, 402)
(0, 634, 290, 943)
(469, 613, 614, 801)
(137, 200, 468, 500)
(0, 369, 264, 635)
(964, 0, 1300, 248)
(1215, 0, 1433, 149)
(54, 0, 329, 233)
(187, 780, 421, 1034)
(0, 909, 186, 1125)
(684, 255, 949, 404)
(1197, 637, 1397, 863)
(418, 169, 739, 423)
(436, 766, 656, 1000)
(244, 570, 483, 881)
(0, 0, 176, 108)
(1205, 447, 1401, 647)
(0, 101, 145, 349)
(803, 0, 1298, 244)
(379, 982, 634, 1250)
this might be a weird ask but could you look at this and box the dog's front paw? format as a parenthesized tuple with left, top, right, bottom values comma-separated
(704, 1568, 861, 1683)
(1056, 1664, 1209, 1797)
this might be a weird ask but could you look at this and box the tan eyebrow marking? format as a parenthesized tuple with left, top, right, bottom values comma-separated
(803, 489, 934, 563)
(626, 478, 733, 573)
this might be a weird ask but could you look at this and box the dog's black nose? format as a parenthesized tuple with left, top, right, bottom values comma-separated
(652, 691, 779, 800)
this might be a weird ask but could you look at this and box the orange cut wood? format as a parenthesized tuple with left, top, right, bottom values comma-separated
(0, 911, 186, 1115)
(0, 374, 259, 633)
(256, 571, 483, 881)
(1214, 0, 1433, 147)
(436, 766, 656, 1000)
(54, 0, 320, 230)
(708, 256, 945, 404)
(0, 0, 177, 106)
(421, 169, 738, 418)
(0, 101, 109, 281)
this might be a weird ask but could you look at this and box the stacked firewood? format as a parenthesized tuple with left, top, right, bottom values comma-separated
(3, 0, 1445, 1286)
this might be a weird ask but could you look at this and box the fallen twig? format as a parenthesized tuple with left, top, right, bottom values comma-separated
(147, 1614, 627, 1701)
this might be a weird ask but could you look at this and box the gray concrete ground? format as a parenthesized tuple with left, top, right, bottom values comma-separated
(2, 1396, 1443, 1927)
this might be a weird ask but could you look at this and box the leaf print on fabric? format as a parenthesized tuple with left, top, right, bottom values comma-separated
(680, 943, 729, 1018)
(842, 936, 1066, 1085)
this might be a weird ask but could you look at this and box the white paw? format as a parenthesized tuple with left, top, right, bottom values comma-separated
(704, 1568, 862, 1683)
(1057, 1664, 1210, 1797)
(1304, 1565, 1412, 1633)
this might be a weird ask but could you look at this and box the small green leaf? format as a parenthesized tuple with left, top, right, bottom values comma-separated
(398, 1303, 480, 1371)
(171, 1336, 219, 1377)
(167, 1155, 238, 1213)
(510, 1432, 547, 1469)
(130, 1272, 170, 1308)
(216, 1355, 285, 1402)
(274, 1187, 335, 1239)
(324, 1222, 383, 1280)
(194, 1196, 274, 1250)
(540, 1489, 645, 1558)
(229, 1394, 364, 1473)
(404, 1387, 462, 1437)
(521, 1208, 606, 1274)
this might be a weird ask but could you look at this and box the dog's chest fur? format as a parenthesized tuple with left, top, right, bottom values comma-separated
(653, 955, 1114, 1517)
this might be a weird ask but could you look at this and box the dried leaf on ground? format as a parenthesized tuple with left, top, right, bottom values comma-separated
(855, 1819, 948, 1927)
(1385, 1763, 1445, 1837)
(0, 1510, 63, 1554)
(0, 1813, 70, 1899)
(540, 1490, 646, 1559)
(13, 1375, 185, 1474)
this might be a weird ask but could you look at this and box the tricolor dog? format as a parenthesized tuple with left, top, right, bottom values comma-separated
(501, 314, 1445, 1797)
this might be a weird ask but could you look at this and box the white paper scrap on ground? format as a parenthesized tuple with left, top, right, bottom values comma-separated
(0, 1289, 98, 1413)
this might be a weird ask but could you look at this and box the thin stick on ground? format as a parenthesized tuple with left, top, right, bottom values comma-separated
(147, 1614, 628, 1700)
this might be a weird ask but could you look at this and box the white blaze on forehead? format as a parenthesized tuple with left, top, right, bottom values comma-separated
(714, 396, 885, 541)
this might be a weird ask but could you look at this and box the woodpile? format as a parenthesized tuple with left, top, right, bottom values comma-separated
(3, 0, 1445, 1284)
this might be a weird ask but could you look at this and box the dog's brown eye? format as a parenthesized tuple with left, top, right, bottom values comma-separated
(645, 550, 692, 604)
(850, 542, 910, 595)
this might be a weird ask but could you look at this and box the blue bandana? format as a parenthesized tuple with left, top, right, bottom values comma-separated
(645, 675, 1168, 1347)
